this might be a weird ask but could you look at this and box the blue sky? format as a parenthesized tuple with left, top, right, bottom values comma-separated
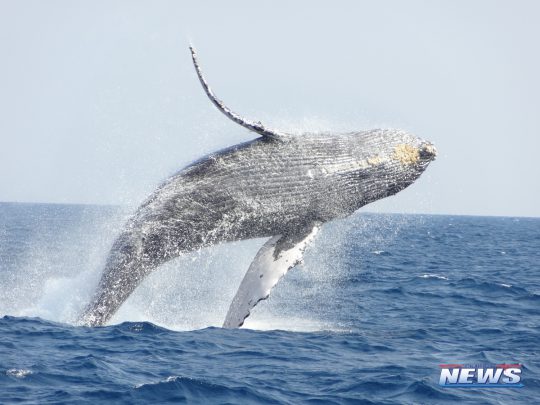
(1, 1, 538, 217)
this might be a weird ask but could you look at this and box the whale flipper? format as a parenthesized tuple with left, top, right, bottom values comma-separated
(223, 226, 319, 328)
(189, 46, 287, 141)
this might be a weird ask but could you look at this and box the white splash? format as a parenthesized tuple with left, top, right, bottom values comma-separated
(134, 375, 179, 389)
(419, 274, 449, 281)
(2, 205, 413, 333)
(6, 369, 32, 378)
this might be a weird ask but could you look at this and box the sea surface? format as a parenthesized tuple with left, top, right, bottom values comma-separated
(0, 202, 538, 404)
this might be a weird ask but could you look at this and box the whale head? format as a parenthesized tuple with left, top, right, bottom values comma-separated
(349, 128, 437, 205)
(310, 129, 436, 215)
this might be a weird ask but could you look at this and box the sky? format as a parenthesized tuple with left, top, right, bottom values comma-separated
(0, 0, 539, 217)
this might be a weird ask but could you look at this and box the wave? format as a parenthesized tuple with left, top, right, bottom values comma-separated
(133, 376, 272, 403)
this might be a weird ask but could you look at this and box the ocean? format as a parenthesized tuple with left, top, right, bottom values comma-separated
(0, 202, 538, 404)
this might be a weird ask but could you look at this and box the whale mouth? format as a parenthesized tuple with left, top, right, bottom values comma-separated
(419, 142, 437, 162)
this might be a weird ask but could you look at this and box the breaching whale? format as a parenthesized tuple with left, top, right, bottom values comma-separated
(79, 46, 437, 328)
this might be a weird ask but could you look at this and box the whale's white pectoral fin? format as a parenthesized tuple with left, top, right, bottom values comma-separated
(189, 46, 288, 142)
(223, 226, 319, 328)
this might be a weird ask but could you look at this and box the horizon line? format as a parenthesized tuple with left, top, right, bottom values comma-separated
(1, 200, 538, 220)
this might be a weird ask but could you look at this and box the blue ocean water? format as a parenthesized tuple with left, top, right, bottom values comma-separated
(0, 202, 539, 404)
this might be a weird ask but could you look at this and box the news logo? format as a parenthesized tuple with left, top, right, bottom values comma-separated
(439, 364, 523, 388)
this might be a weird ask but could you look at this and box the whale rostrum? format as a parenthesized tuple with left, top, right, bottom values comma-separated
(79, 46, 437, 328)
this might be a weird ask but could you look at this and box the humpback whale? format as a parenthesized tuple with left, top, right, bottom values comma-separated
(79, 47, 437, 328)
